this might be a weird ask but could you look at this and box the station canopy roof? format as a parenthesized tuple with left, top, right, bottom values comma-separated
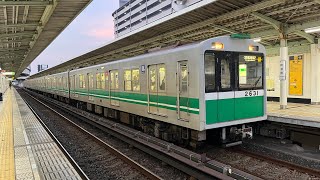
(0, 0, 92, 78)
(31, 0, 320, 78)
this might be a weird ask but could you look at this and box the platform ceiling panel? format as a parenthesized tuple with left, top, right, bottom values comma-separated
(32, 0, 320, 78)
(0, 0, 92, 78)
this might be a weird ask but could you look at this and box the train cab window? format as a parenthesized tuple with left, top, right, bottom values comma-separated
(238, 54, 263, 90)
(158, 65, 166, 91)
(204, 52, 216, 93)
(110, 70, 119, 90)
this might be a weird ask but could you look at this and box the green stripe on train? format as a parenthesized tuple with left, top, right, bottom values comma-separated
(206, 96, 264, 124)
(68, 89, 200, 114)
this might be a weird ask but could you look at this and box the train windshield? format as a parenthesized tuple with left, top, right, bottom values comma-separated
(204, 51, 263, 93)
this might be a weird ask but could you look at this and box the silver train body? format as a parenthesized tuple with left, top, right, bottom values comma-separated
(25, 36, 267, 144)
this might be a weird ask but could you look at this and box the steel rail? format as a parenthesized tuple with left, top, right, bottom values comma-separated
(23, 88, 261, 180)
(22, 90, 162, 180)
(21, 96, 90, 180)
(231, 147, 320, 177)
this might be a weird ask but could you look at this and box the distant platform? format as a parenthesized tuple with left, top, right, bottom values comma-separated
(0, 88, 82, 179)
(267, 101, 320, 128)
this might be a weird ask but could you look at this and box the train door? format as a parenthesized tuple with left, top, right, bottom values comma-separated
(217, 52, 235, 122)
(177, 61, 189, 121)
(72, 75, 77, 97)
(110, 70, 120, 106)
(148, 64, 167, 115)
(88, 73, 94, 101)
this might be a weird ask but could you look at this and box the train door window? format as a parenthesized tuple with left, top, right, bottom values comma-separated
(110, 70, 119, 90)
(158, 65, 166, 92)
(220, 56, 231, 90)
(79, 74, 85, 88)
(180, 65, 188, 93)
(149, 66, 157, 92)
(124, 70, 132, 91)
(101, 73, 105, 89)
(105, 71, 109, 90)
(132, 69, 140, 91)
(204, 52, 216, 93)
(178, 61, 189, 120)
(110, 70, 119, 106)
(89, 74, 94, 89)
(96, 73, 101, 89)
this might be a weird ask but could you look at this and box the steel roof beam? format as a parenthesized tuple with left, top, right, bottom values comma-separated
(285, 20, 320, 34)
(251, 12, 282, 31)
(0, 32, 35, 39)
(211, 25, 237, 34)
(293, 30, 315, 43)
(0, 1, 51, 6)
(0, 23, 39, 28)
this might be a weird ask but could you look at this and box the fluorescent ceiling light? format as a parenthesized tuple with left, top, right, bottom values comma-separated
(253, 37, 261, 42)
(305, 26, 320, 33)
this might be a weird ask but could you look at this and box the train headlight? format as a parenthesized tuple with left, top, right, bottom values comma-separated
(249, 45, 259, 51)
(212, 42, 224, 50)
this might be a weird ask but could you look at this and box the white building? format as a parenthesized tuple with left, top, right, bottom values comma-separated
(113, 0, 203, 37)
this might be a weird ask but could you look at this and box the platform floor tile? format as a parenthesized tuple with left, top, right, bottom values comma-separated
(0, 90, 15, 180)
(267, 101, 320, 127)
(11, 89, 82, 180)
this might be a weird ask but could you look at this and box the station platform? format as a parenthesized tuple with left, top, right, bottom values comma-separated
(267, 101, 320, 128)
(0, 89, 82, 180)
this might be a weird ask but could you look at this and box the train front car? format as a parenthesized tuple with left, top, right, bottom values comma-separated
(201, 36, 266, 145)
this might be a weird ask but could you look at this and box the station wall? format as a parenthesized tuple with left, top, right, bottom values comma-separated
(266, 53, 312, 100)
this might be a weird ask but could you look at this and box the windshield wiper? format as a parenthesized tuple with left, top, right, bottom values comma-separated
(254, 76, 262, 88)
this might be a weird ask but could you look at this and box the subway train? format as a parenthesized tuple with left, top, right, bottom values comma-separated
(25, 36, 266, 146)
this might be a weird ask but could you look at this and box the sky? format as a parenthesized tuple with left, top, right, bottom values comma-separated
(30, 0, 119, 75)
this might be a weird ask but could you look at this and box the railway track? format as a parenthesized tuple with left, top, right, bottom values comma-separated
(20, 88, 261, 180)
(19, 89, 161, 180)
(204, 144, 320, 179)
(232, 147, 320, 177)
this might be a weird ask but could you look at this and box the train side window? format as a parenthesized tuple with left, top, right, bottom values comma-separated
(204, 52, 216, 93)
(158, 65, 166, 91)
(132, 69, 140, 91)
(124, 69, 132, 91)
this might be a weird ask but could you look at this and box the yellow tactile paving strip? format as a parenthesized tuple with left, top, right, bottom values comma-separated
(0, 89, 15, 180)
(268, 101, 320, 122)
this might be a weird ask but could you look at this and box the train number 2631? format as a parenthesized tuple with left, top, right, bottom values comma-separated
(245, 90, 259, 97)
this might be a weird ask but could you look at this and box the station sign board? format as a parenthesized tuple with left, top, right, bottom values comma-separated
(289, 55, 303, 96)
